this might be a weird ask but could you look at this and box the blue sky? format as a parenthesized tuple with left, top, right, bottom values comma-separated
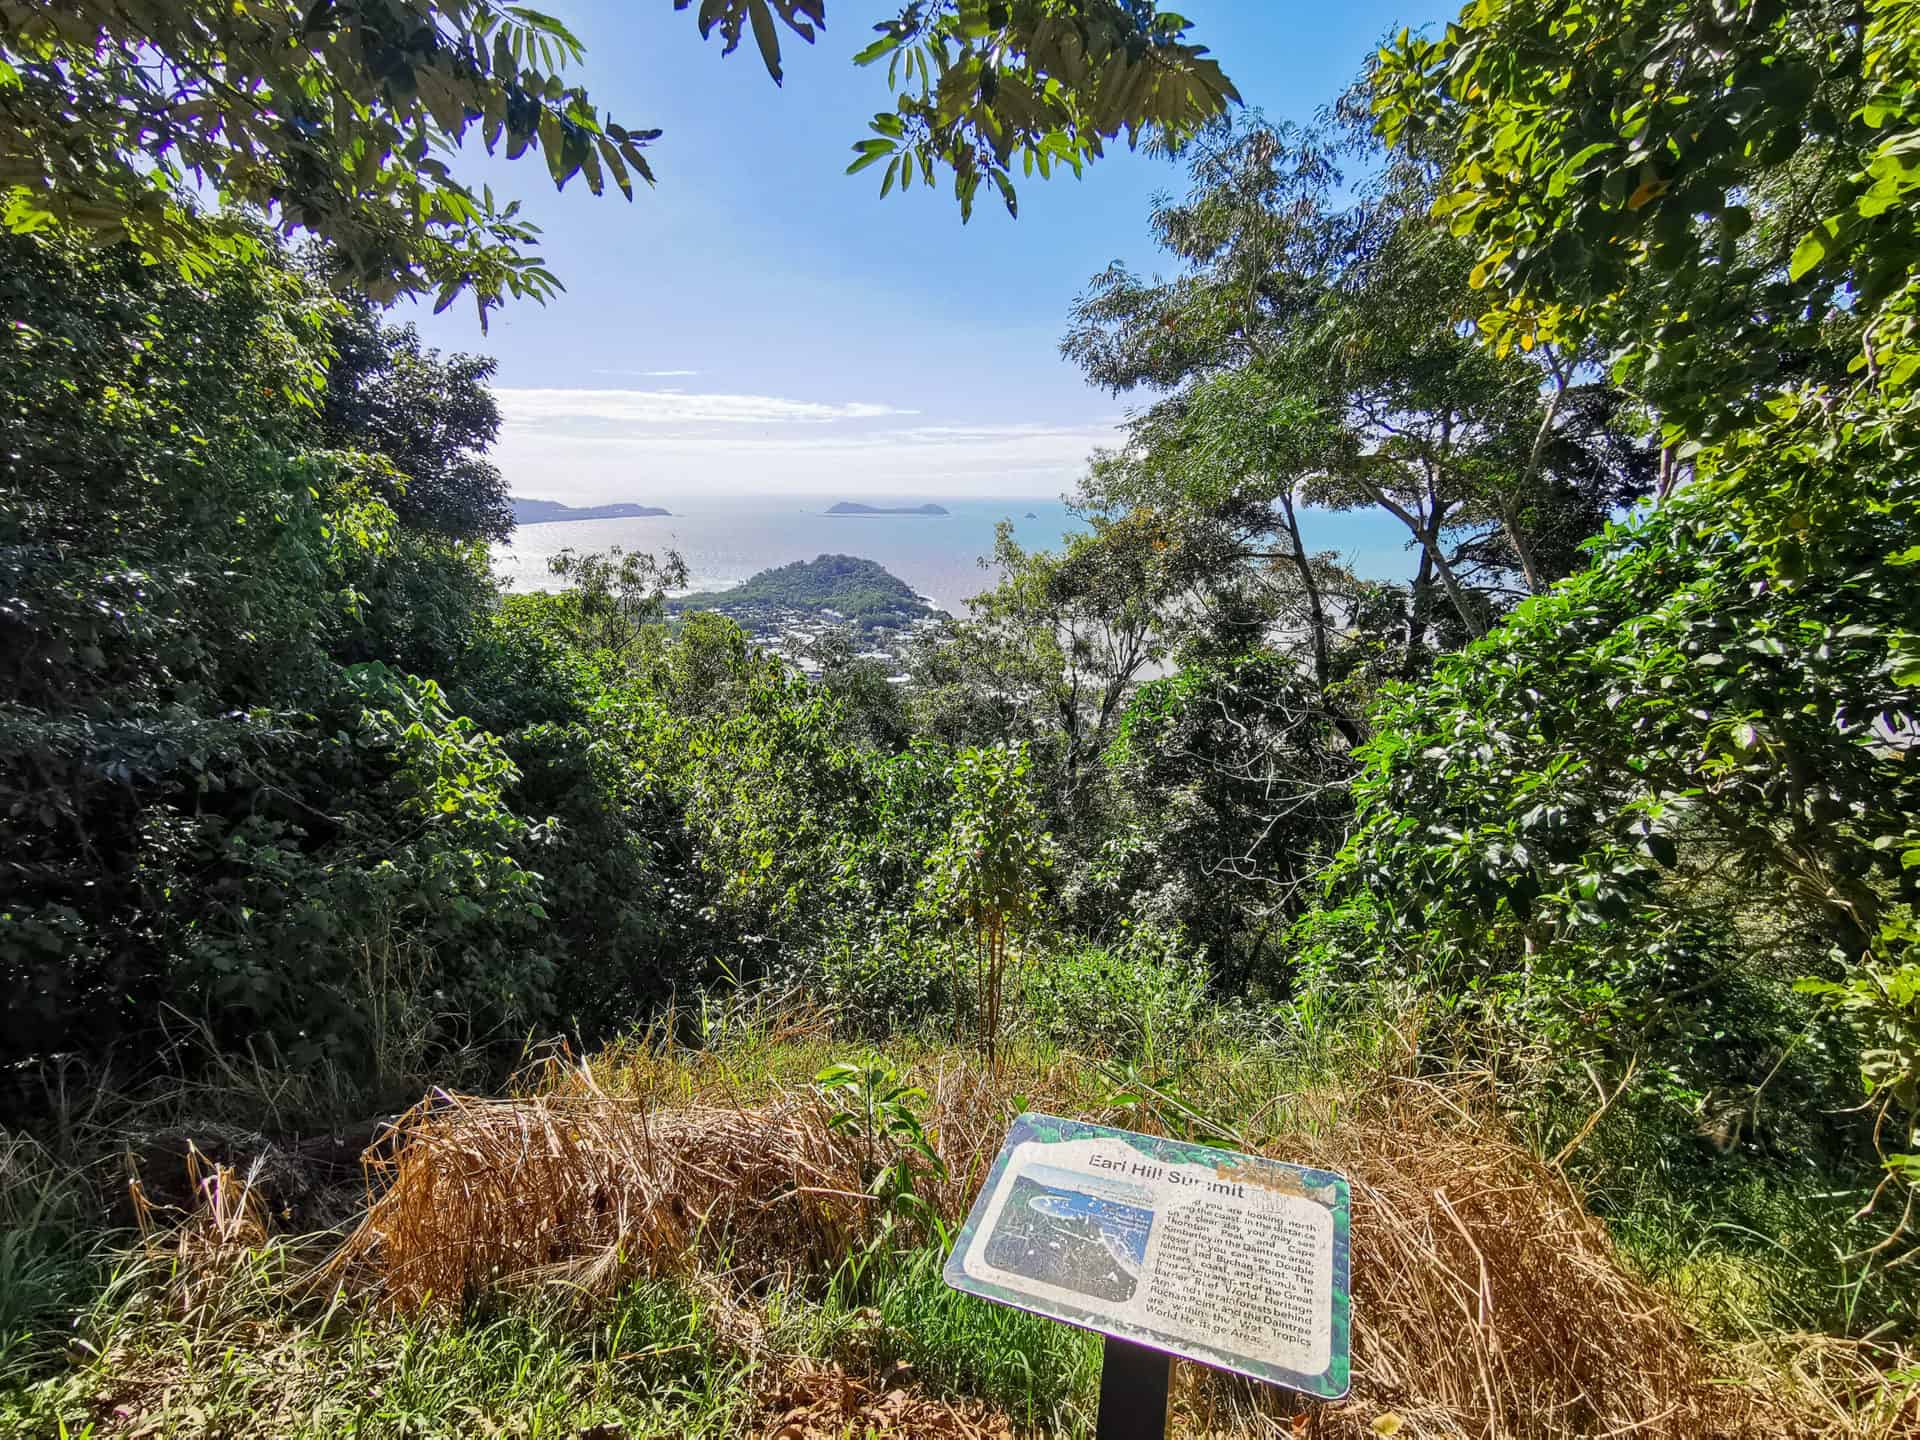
(408, 1, 1440, 509)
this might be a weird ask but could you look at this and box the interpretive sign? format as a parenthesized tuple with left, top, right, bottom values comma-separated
(944, 1113, 1351, 1402)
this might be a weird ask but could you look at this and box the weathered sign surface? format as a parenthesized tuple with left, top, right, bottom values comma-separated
(944, 1113, 1351, 1400)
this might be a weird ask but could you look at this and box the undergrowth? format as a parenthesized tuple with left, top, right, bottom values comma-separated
(0, 1136, 105, 1384)
(1, 992, 1915, 1438)
(4, 1263, 755, 1439)
(795, 1243, 1102, 1430)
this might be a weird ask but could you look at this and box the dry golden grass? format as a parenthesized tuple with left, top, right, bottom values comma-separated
(1257, 1078, 1771, 1438)
(1718, 1335, 1920, 1439)
(113, 1034, 1917, 1439)
(332, 1054, 897, 1311)
(764, 1361, 1015, 1439)
(925, 1060, 1871, 1438)
(126, 1140, 276, 1322)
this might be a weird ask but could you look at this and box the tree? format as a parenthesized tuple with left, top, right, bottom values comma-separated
(923, 741, 1055, 1059)
(0, 2, 650, 318)
(1102, 650, 1352, 988)
(1367, 0, 1920, 1242)
(1369, 0, 1871, 441)
(916, 514, 1185, 811)
(834, 0, 1239, 220)
(1324, 474, 1919, 1253)
(541, 545, 690, 659)
(0, 232, 561, 1075)
(321, 298, 514, 543)
(1063, 118, 1653, 688)
(1085, 380, 1358, 714)
(1367, 0, 1908, 563)
(795, 626, 915, 753)
(0, 1, 1238, 318)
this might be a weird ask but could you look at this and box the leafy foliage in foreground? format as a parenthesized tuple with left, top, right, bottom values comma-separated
(0, 1, 658, 319)
(1362, 0, 1920, 1287)
(838, 0, 1240, 220)
(0, 233, 552, 1072)
(1327, 477, 1912, 1177)
(1370, 0, 1868, 435)
(0, 0, 1238, 321)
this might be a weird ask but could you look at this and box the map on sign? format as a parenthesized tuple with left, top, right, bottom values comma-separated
(944, 1114, 1351, 1400)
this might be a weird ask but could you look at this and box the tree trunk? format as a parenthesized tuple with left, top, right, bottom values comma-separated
(1403, 544, 1435, 679)
(1354, 476, 1486, 641)
(976, 923, 988, 1055)
(993, 922, 1005, 1065)
(1422, 526, 1485, 639)
(1276, 486, 1362, 746)
(1499, 495, 1546, 595)
(1505, 364, 1564, 595)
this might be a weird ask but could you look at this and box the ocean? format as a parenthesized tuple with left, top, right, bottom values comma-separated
(494, 495, 1086, 617)
(494, 493, 1414, 619)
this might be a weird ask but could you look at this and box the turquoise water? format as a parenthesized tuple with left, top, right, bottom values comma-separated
(495, 495, 1086, 616)
(494, 493, 1410, 618)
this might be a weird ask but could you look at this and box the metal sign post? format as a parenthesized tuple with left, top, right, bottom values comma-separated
(1096, 1336, 1172, 1440)
(944, 1113, 1352, 1440)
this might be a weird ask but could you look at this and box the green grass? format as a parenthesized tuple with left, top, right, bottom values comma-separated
(0, 1235, 1101, 1440)
(2, 1264, 756, 1440)
(1493, 1067, 1920, 1344)
(1577, 1131, 1920, 1342)
(4, 998, 1914, 1437)
(0, 1137, 112, 1389)
(770, 1243, 1102, 1434)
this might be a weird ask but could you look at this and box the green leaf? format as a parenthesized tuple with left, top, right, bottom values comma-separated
(1789, 219, 1841, 282)
(597, 136, 634, 200)
(1560, 140, 1617, 175)
(748, 0, 783, 85)
(846, 139, 893, 174)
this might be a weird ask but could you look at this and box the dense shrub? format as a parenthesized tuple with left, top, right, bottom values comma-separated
(0, 235, 611, 1089)
(807, 920, 953, 1036)
(1320, 468, 1918, 1186)
(1020, 930, 1209, 1061)
(1095, 650, 1352, 989)
(1, 234, 380, 1067)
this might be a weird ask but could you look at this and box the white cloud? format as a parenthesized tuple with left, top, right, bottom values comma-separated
(498, 386, 915, 430)
(492, 394, 1122, 499)
(489, 384, 1115, 498)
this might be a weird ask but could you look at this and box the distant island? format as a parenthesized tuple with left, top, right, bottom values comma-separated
(825, 501, 949, 516)
(670, 554, 942, 635)
(512, 497, 672, 524)
(1025, 511, 1038, 519)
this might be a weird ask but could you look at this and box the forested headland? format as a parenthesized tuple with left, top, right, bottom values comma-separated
(2, 2, 1917, 1437)
(667, 553, 940, 636)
